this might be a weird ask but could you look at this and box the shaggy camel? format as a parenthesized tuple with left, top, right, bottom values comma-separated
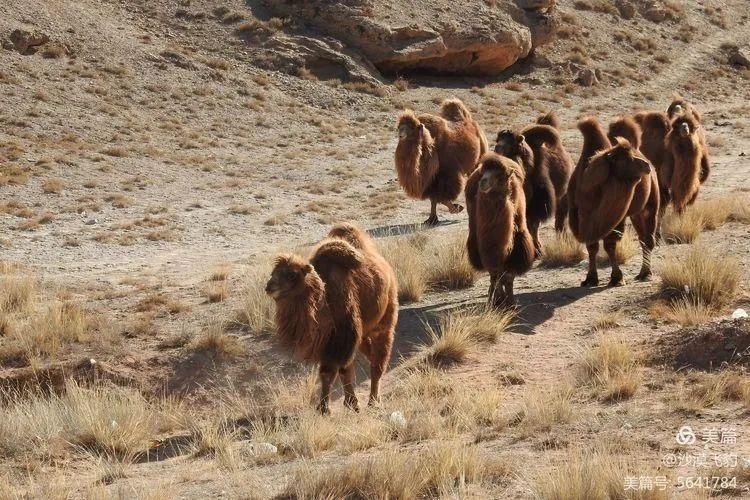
(494, 114, 573, 253)
(663, 114, 707, 214)
(569, 118, 660, 287)
(667, 98, 711, 183)
(265, 223, 397, 414)
(466, 153, 535, 307)
(395, 98, 488, 225)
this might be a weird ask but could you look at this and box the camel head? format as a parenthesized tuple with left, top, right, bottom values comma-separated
(478, 153, 522, 196)
(671, 115, 698, 139)
(584, 138, 651, 190)
(266, 254, 314, 300)
(494, 129, 524, 158)
(397, 111, 422, 140)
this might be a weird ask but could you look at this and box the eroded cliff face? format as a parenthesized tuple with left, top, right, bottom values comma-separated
(259, 0, 557, 77)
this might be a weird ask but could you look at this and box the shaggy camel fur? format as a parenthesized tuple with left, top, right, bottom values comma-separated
(494, 117, 573, 253)
(608, 116, 642, 150)
(667, 98, 711, 183)
(395, 98, 488, 225)
(265, 223, 397, 414)
(569, 118, 660, 287)
(663, 114, 706, 214)
(466, 153, 535, 307)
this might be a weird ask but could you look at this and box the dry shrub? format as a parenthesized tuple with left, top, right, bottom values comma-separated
(577, 336, 641, 402)
(419, 307, 514, 367)
(596, 224, 638, 265)
(238, 263, 275, 334)
(190, 419, 239, 469)
(390, 368, 506, 441)
(191, 323, 245, 359)
(42, 178, 65, 194)
(10, 301, 89, 359)
(592, 310, 623, 331)
(0, 381, 171, 459)
(210, 263, 232, 281)
(425, 232, 476, 291)
(379, 233, 428, 303)
(205, 282, 229, 303)
(661, 208, 703, 244)
(381, 231, 474, 302)
(0, 272, 36, 314)
(677, 371, 750, 413)
(660, 244, 740, 310)
(517, 385, 574, 436)
(653, 296, 714, 326)
(286, 442, 510, 499)
(540, 230, 584, 267)
(531, 448, 668, 500)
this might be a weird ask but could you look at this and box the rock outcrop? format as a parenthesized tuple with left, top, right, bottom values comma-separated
(256, 0, 557, 77)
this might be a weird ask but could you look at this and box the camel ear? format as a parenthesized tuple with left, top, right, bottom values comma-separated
(581, 158, 610, 191)
(302, 264, 313, 275)
(517, 134, 525, 144)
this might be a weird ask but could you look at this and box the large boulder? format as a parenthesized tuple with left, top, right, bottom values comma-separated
(259, 0, 557, 76)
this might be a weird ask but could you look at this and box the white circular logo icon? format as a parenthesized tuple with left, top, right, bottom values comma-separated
(676, 425, 696, 445)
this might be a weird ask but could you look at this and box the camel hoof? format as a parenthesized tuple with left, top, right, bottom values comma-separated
(316, 402, 330, 415)
(635, 271, 652, 282)
(424, 215, 439, 226)
(344, 397, 360, 413)
(581, 275, 599, 287)
(608, 270, 624, 287)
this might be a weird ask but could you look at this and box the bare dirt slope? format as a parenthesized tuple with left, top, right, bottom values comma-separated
(1, 0, 750, 498)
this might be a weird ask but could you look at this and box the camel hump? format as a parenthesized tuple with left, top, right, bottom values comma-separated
(440, 98, 472, 122)
(536, 111, 560, 129)
(522, 124, 560, 148)
(311, 239, 364, 271)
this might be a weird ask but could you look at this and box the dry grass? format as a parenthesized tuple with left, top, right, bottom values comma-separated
(517, 385, 574, 436)
(653, 296, 715, 326)
(676, 371, 750, 413)
(419, 307, 514, 367)
(42, 178, 65, 194)
(662, 208, 703, 244)
(592, 310, 624, 331)
(191, 323, 245, 359)
(10, 301, 90, 359)
(210, 263, 232, 281)
(425, 232, 476, 291)
(540, 230, 585, 267)
(0, 272, 36, 314)
(205, 282, 229, 303)
(662, 195, 750, 244)
(0, 381, 173, 459)
(576, 336, 641, 402)
(379, 232, 429, 303)
(531, 448, 668, 500)
(286, 442, 510, 499)
(660, 243, 740, 310)
(238, 263, 275, 334)
(596, 224, 638, 265)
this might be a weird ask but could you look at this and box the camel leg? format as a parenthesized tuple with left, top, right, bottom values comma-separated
(442, 202, 464, 214)
(604, 221, 625, 287)
(500, 273, 516, 307)
(529, 219, 542, 259)
(582, 242, 600, 287)
(317, 364, 338, 415)
(367, 334, 393, 407)
(425, 199, 439, 226)
(554, 194, 569, 232)
(339, 364, 359, 412)
(488, 273, 501, 307)
(631, 213, 656, 281)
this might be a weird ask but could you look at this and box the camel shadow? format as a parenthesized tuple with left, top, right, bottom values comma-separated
(512, 284, 606, 335)
(368, 219, 461, 238)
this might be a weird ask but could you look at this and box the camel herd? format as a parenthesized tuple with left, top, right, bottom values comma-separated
(265, 96, 710, 412)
